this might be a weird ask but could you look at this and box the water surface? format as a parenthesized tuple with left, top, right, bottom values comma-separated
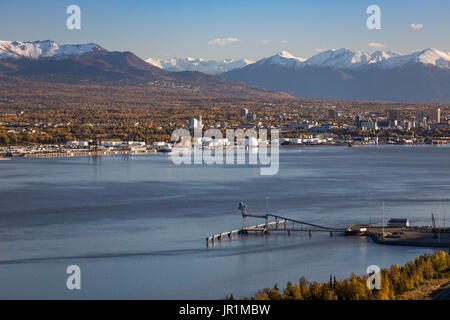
(0, 145, 449, 299)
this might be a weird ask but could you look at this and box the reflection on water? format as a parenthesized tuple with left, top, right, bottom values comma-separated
(0, 145, 449, 299)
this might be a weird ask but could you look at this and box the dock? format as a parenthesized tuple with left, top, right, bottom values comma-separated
(205, 201, 450, 248)
(206, 202, 346, 246)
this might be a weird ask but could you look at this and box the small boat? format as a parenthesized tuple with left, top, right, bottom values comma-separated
(345, 227, 367, 236)
(158, 147, 200, 153)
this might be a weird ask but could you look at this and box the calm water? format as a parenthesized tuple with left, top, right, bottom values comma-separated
(0, 145, 449, 299)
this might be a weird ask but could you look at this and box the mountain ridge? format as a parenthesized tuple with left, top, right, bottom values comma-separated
(221, 58, 450, 102)
(0, 40, 292, 100)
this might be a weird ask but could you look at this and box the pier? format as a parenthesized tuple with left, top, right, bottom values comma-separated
(205, 201, 450, 248)
(206, 202, 345, 246)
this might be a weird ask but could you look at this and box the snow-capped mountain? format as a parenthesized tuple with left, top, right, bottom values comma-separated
(222, 47, 450, 102)
(251, 48, 450, 70)
(305, 48, 372, 69)
(0, 40, 287, 99)
(0, 40, 103, 60)
(146, 57, 254, 75)
(255, 51, 306, 68)
(380, 48, 450, 69)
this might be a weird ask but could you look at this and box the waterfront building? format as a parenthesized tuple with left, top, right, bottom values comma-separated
(387, 218, 410, 228)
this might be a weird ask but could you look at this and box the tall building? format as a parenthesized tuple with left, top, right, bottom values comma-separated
(354, 115, 361, 128)
(190, 115, 203, 130)
(328, 109, 336, 119)
(240, 108, 248, 117)
(417, 110, 426, 123)
(429, 108, 441, 124)
(388, 109, 400, 122)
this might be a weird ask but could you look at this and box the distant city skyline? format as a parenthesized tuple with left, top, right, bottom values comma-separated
(1, 0, 449, 61)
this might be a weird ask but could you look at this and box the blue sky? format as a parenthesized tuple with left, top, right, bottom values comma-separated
(0, 0, 449, 60)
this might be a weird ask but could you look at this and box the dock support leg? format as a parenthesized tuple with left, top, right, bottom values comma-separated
(206, 237, 209, 247)
(228, 232, 232, 238)
(330, 231, 333, 237)
(309, 230, 312, 238)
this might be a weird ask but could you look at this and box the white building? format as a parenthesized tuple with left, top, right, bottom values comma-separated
(387, 218, 410, 228)
(190, 116, 203, 130)
(102, 141, 122, 148)
(360, 121, 378, 131)
(291, 138, 303, 144)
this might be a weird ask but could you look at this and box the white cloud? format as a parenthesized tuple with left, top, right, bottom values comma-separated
(260, 39, 272, 44)
(368, 42, 387, 48)
(281, 40, 288, 44)
(208, 37, 240, 46)
(410, 23, 423, 30)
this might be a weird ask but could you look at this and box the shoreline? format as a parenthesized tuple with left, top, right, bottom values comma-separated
(0, 142, 448, 159)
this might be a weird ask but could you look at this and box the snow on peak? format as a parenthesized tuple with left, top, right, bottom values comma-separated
(306, 48, 371, 69)
(147, 48, 450, 74)
(378, 48, 450, 69)
(368, 50, 401, 64)
(0, 40, 102, 60)
(276, 50, 305, 61)
(414, 48, 450, 67)
(255, 51, 306, 68)
(145, 57, 254, 74)
(299, 48, 450, 69)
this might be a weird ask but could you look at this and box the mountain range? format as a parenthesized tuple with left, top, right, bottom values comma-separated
(146, 57, 254, 75)
(221, 49, 450, 102)
(1, 40, 450, 102)
(148, 48, 450, 102)
(0, 40, 288, 99)
(147, 48, 450, 73)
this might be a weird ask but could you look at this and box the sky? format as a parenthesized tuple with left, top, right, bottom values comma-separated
(0, 0, 449, 61)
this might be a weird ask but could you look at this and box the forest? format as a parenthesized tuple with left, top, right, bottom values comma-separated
(227, 250, 450, 300)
